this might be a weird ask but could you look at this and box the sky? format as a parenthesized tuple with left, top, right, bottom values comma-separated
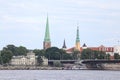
(0, 0, 120, 50)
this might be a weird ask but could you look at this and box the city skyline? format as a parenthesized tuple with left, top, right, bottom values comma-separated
(0, 0, 120, 50)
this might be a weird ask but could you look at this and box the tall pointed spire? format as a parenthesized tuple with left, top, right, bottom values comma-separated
(43, 15, 51, 49)
(75, 26, 80, 51)
(62, 39, 67, 50)
(44, 16, 50, 42)
(76, 26, 80, 43)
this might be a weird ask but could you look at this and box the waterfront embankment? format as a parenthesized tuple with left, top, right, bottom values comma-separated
(103, 63, 120, 70)
(0, 63, 120, 70)
(0, 66, 63, 70)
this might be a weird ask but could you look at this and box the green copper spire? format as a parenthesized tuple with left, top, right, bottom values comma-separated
(44, 16, 50, 42)
(76, 26, 80, 43)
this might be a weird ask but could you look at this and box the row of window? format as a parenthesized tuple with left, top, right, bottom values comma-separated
(98, 47, 113, 52)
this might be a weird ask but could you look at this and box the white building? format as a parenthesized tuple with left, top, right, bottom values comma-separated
(10, 51, 37, 66)
(114, 45, 120, 55)
(41, 56, 48, 66)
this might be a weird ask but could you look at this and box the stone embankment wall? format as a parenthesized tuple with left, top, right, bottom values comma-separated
(103, 63, 120, 70)
(0, 66, 63, 70)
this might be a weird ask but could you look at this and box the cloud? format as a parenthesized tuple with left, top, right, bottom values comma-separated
(0, 0, 120, 49)
(1, 15, 41, 24)
(9, 2, 43, 10)
(100, 38, 120, 45)
(63, 0, 120, 10)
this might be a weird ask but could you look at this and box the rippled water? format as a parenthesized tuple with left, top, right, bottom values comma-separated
(0, 70, 119, 80)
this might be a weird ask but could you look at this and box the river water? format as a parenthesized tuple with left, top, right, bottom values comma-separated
(0, 70, 119, 80)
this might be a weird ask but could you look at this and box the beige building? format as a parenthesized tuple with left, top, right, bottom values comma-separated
(41, 56, 48, 66)
(10, 51, 37, 66)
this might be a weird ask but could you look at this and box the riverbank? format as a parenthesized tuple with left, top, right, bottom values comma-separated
(0, 64, 119, 70)
(103, 63, 120, 70)
(0, 66, 63, 70)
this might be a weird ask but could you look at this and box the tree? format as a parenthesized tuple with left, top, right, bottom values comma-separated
(1, 50, 13, 64)
(0, 45, 29, 65)
(3, 45, 17, 56)
(81, 49, 106, 60)
(72, 51, 80, 60)
(59, 49, 72, 60)
(2, 45, 28, 56)
(81, 49, 93, 59)
(62, 53, 73, 60)
(45, 47, 72, 60)
(114, 53, 120, 59)
(97, 51, 106, 59)
(16, 46, 28, 56)
(105, 54, 110, 60)
(37, 55, 43, 66)
(0, 54, 3, 64)
(33, 49, 46, 66)
(33, 49, 45, 56)
(53, 61, 61, 67)
(45, 47, 61, 60)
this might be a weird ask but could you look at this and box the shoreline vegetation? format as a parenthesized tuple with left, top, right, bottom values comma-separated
(0, 66, 64, 70)
(0, 64, 120, 70)
(1, 45, 120, 71)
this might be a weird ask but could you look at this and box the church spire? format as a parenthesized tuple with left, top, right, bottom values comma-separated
(75, 26, 80, 51)
(43, 16, 51, 49)
(44, 16, 50, 42)
(76, 26, 80, 43)
(62, 39, 67, 50)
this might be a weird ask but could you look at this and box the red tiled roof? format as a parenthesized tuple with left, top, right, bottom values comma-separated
(66, 46, 114, 53)
(88, 47, 99, 51)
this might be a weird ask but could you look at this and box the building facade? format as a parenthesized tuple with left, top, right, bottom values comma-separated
(87, 45, 114, 56)
(10, 51, 36, 66)
(114, 45, 120, 55)
(66, 44, 115, 59)
(41, 56, 48, 66)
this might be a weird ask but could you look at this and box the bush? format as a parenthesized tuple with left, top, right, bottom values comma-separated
(53, 61, 61, 67)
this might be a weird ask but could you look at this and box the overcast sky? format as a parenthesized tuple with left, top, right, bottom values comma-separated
(0, 0, 120, 50)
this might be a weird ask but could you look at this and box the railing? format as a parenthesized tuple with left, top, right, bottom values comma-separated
(48, 59, 120, 64)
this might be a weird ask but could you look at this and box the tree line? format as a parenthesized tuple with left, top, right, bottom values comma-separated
(0, 45, 28, 64)
(0, 45, 79, 65)
(0, 44, 120, 65)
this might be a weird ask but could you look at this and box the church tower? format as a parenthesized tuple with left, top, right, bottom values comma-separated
(43, 16, 51, 49)
(75, 27, 81, 51)
(62, 39, 67, 50)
